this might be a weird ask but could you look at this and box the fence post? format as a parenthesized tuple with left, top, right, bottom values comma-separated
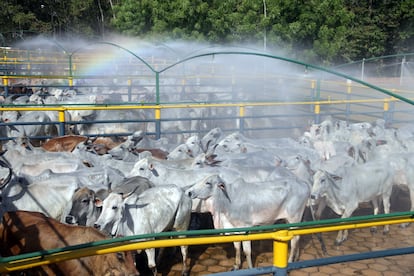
(239, 105, 245, 134)
(127, 79, 132, 102)
(313, 79, 321, 123)
(58, 108, 66, 136)
(155, 107, 161, 139)
(272, 230, 291, 276)
(314, 102, 321, 124)
(2, 76, 9, 96)
(346, 79, 352, 121)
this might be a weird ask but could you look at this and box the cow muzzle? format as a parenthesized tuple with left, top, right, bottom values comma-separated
(187, 191, 194, 198)
(65, 215, 77, 225)
(310, 193, 319, 200)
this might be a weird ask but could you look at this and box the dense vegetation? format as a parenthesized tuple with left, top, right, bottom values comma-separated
(1, 0, 413, 65)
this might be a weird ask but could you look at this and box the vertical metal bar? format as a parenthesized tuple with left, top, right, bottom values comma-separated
(400, 56, 406, 85)
(68, 54, 73, 88)
(361, 58, 365, 80)
(155, 71, 161, 139)
(310, 79, 316, 113)
(155, 72, 160, 104)
(58, 109, 66, 136)
(2, 76, 9, 96)
(127, 79, 132, 102)
(239, 105, 245, 134)
(314, 80, 321, 124)
(155, 107, 161, 140)
(314, 103, 321, 124)
(27, 50, 31, 75)
(273, 230, 289, 276)
(346, 80, 352, 121)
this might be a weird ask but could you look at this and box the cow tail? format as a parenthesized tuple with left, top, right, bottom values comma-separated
(309, 203, 327, 255)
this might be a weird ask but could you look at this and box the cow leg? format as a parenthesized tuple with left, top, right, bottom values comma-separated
(400, 186, 414, 228)
(335, 209, 354, 245)
(370, 198, 380, 233)
(233, 241, 242, 270)
(179, 245, 189, 276)
(335, 230, 348, 246)
(382, 194, 391, 234)
(145, 248, 157, 276)
(242, 240, 253, 268)
(288, 235, 301, 263)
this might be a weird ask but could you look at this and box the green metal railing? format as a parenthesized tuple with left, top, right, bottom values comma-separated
(1, 212, 413, 275)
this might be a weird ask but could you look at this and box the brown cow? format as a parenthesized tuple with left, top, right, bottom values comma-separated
(41, 135, 89, 152)
(0, 210, 139, 276)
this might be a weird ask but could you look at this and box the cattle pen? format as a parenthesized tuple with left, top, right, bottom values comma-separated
(1, 41, 414, 275)
(0, 43, 414, 143)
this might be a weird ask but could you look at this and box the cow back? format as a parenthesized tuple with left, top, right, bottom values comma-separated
(0, 211, 138, 276)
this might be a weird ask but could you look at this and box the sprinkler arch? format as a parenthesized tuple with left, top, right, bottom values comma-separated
(157, 51, 414, 106)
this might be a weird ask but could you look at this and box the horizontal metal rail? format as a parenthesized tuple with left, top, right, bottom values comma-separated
(1, 212, 413, 274)
(0, 97, 405, 111)
(0, 97, 407, 141)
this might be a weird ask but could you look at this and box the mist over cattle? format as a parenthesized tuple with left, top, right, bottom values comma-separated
(1, 35, 414, 275)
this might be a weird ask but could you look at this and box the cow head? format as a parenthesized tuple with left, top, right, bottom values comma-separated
(129, 158, 158, 179)
(187, 174, 230, 202)
(66, 187, 104, 227)
(311, 170, 341, 204)
(94, 192, 131, 236)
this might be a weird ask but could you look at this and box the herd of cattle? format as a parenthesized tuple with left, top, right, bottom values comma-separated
(1, 111, 414, 275)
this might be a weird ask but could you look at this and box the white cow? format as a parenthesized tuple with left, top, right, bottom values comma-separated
(311, 160, 394, 245)
(129, 156, 286, 188)
(0, 166, 80, 220)
(4, 110, 57, 145)
(187, 174, 310, 269)
(1, 147, 88, 177)
(94, 184, 192, 276)
(167, 144, 193, 160)
(200, 127, 223, 153)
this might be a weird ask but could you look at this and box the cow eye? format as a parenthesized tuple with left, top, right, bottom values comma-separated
(116, 252, 124, 261)
(112, 206, 118, 210)
(82, 199, 89, 203)
(139, 167, 144, 171)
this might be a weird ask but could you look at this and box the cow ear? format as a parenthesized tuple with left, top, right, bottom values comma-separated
(94, 198, 103, 207)
(218, 182, 225, 191)
(149, 163, 154, 170)
(218, 182, 231, 202)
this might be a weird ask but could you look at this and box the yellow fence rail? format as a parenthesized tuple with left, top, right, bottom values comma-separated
(1, 212, 413, 274)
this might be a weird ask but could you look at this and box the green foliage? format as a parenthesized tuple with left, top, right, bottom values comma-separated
(1, 0, 413, 65)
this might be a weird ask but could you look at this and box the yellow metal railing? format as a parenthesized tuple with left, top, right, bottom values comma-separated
(1, 212, 413, 273)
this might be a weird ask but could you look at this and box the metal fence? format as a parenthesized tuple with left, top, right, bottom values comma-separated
(1, 211, 413, 276)
(1, 45, 414, 145)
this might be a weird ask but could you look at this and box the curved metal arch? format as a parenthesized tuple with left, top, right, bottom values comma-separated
(159, 51, 414, 106)
(69, 41, 156, 73)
